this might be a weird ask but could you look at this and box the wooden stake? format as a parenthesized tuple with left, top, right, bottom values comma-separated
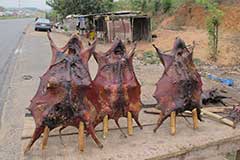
(192, 108, 199, 129)
(103, 115, 108, 139)
(201, 109, 235, 128)
(127, 112, 133, 136)
(78, 122, 85, 152)
(170, 111, 176, 135)
(41, 126, 50, 150)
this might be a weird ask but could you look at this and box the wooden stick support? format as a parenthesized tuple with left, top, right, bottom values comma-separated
(127, 112, 133, 136)
(78, 122, 85, 152)
(170, 111, 176, 135)
(201, 109, 235, 128)
(192, 108, 199, 129)
(103, 115, 108, 139)
(41, 126, 50, 150)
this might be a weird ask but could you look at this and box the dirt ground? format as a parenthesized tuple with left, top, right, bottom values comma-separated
(138, 3, 240, 67)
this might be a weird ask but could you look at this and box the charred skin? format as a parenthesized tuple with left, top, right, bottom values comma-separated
(26, 33, 102, 152)
(153, 38, 203, 132)
(201, 88, 229, 106)
(88, 40, 142, 132)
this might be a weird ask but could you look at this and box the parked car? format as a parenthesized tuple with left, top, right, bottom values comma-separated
(35, 18, 52, 32)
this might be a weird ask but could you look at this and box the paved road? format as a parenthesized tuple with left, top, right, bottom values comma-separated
(0, 18, 32, 119)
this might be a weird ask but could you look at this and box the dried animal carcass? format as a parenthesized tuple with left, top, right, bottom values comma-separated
(24, 33, 102, 153)
(201, 88, 229, 106)
(88, 40, 142, 137)
(152, 38, 203, 134)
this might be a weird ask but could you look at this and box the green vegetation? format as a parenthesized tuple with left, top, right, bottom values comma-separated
(46, 0, 114, 18)
(142, 51, 160, 64)
(0, 16, 18, 20)
(195, 0, 223, 61)
(0, 16, 33, 20)
(46, 0, 191, 18)
(46, 10, 59, 22)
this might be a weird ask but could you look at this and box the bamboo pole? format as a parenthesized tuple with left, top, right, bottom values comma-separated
(170, 111, 176, 135)
(41, 126, 50, 150)
(192, 108, 199, 129)
(127, 112, 133, 136)
(78, 122, 85, 152)
(201, 109, 235, 128)
(103, 115, 108, 139)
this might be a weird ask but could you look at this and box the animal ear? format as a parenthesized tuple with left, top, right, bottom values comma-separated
(60, 34, 83, 52)
(128, 42, 137, 58)
(106, 39, 121, 55)
(172, 37, 186, 53)
(47, 32, 58, 65)
(80, 39, 97, 64)
(153, 44, 173, 68)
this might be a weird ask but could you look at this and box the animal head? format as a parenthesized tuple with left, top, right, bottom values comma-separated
(93, 39, 137, 84)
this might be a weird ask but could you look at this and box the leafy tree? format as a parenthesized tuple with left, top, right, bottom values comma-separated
(46, 0, 114, 18)
(161, 0, 172, 13)
(112, 0, 131, 11)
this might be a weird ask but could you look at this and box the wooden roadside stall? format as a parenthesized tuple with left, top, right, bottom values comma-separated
(70, 11, 152, 43)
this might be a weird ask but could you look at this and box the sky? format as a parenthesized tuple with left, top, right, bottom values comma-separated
(0, 0, 51, 10)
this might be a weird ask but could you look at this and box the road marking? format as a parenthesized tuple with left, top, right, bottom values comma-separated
(14, 48, 22, 55)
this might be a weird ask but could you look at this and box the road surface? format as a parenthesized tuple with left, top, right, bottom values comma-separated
(0, 18, 32, 120)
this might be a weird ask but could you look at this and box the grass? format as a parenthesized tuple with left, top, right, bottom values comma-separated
(142, 51, 160, 64)
(0, 16, 32, 20)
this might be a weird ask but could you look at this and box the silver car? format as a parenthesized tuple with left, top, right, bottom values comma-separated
(35, 18, 52, 32)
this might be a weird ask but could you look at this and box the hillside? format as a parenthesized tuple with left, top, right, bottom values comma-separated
(138, 2, 240, 66)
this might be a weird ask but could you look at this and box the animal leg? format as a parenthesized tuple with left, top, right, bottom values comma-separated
(85, 122, 103, 149)
(41, 126, 50, 150)
(132, 113, 143, 129)
(114, 119, 127, 138)
(59, 126, 67, 145)
(153, 111, 164, 133)
(24, 126, 45, 154)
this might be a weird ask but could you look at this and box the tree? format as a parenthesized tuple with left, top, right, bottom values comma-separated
(46, 0, 114, 18)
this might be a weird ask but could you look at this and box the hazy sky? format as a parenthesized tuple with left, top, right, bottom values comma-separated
(0, 0, 51, 10)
